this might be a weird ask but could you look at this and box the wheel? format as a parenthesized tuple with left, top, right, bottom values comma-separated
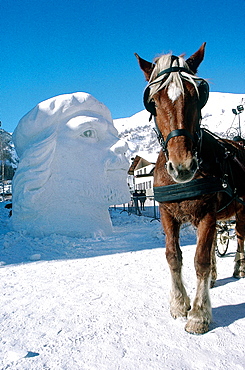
(216, 229, 229, 257)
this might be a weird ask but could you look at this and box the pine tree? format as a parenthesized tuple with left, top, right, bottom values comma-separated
(0, 128, 17, 182)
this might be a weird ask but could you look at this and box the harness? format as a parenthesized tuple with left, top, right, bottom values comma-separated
(154, 176, 233, 203)
(153, 128, 245, 206)
(142, 57, 245, 206)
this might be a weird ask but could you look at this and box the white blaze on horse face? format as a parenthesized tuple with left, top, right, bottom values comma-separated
(167, 82, 182, 102)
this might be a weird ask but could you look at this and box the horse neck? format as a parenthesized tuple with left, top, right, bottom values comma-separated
(198, 130, 225, 176)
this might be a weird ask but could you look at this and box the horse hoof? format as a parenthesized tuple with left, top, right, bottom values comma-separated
(233, 259, 245, 278)
(210, 279, 216, 288)
(185, 319, 209, 335)
(170, 307, 189, 319)
(233, 271, 245, 279)
(170, 295, 191, 319)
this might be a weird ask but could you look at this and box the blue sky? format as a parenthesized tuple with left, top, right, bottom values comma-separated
(0, 0, 244, 133)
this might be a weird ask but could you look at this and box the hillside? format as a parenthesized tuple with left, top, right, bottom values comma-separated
(114, 92, 245, 161)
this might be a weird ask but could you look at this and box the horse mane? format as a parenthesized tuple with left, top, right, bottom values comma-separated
(148, 54, 200, 102)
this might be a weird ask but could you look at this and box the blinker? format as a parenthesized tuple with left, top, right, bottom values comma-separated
(143, 68, 209, 116)
(144, 86, 156, 116)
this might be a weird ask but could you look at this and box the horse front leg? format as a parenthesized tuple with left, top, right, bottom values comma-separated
(234, 209, 245, 278)
(160, 208, 190, 319)
(185, 214, 216, 334)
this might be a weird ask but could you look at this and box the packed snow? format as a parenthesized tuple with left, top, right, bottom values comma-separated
(0, 92, 245, 369)
(0, 203, 245, 369)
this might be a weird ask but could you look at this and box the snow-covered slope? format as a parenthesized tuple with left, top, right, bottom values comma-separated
(114, 92, 245, 161)
(0, 204, 245, 369)
(114, 110, 160, 162)
(202, 92, 245, 137)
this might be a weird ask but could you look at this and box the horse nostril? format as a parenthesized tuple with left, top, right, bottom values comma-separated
(168, 162, 174, 172)
(190, 158, 198, 172)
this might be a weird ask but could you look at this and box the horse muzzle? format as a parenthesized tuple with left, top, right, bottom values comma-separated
(166, 156, 198, 183)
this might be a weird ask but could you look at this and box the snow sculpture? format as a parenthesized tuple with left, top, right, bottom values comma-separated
(11, 92, 130, 237)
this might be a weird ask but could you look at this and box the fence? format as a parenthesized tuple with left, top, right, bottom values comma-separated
(111, 196, 160, 221)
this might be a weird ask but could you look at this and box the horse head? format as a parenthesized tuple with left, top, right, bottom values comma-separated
(136, 43, 209, 183)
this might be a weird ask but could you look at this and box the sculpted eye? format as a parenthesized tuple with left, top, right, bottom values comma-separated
(81, 129, 96, 138)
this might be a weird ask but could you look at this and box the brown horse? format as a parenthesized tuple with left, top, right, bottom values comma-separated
(135, 43, 245, 334)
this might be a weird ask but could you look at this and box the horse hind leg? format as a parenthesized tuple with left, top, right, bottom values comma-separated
(210, 233, 217, 288)
(234, 255, 245, 278)
(234, 211, 245, 278)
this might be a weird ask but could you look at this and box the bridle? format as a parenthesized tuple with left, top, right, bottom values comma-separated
(143, 56, 209, 157)
(153, 124, 198, 155)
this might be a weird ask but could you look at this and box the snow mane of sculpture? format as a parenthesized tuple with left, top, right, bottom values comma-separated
(11, 92, 130, 237)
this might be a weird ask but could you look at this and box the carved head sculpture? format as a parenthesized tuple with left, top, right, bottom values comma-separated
(11, 92, 130, 237)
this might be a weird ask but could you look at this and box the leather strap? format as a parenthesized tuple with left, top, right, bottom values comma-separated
(165, 129, 196, 148)
(156, 66, 193, 79)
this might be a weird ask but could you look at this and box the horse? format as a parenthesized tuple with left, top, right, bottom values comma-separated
(135, 43, 245, 334)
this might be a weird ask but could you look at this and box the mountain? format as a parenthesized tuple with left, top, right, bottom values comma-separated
(114, 92, 245, 162)
(5, 92, 245, 176)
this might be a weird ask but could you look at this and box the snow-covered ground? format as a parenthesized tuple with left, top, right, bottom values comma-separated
(1, 202, 245, 369)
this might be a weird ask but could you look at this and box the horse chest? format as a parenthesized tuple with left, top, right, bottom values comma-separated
(159, 196, 216, 225)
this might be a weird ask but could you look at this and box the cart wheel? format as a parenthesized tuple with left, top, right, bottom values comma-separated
(216, 230, 229, 257)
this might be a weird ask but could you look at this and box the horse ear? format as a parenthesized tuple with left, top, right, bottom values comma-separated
(135, 53, 154, 81)
(186, 42, 206, 74)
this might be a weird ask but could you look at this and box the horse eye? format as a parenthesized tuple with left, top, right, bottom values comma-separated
(81, 129, 96, 138)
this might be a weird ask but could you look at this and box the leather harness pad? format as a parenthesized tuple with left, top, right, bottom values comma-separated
(154, 177, 233, 203)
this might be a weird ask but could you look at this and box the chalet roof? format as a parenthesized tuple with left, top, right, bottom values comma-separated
(128, 155, 141, 175)
(128, 155, 155, 175)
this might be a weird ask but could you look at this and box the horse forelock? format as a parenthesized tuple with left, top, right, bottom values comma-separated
(148, 54, 199, 103)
